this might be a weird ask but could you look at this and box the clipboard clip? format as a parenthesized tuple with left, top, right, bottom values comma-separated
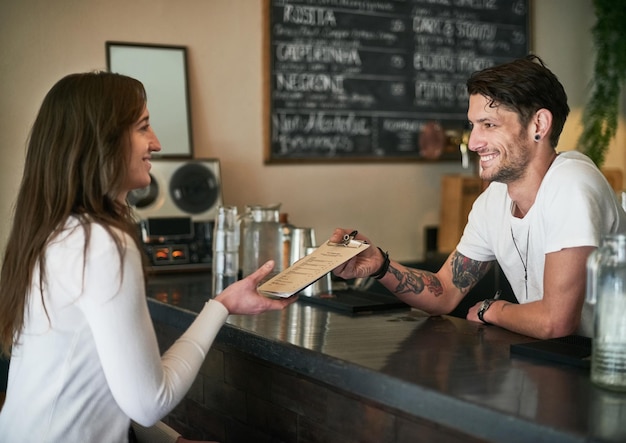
(327, 230, 367, 248)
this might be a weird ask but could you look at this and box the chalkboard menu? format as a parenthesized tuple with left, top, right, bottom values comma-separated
(265, 0, 529, 163)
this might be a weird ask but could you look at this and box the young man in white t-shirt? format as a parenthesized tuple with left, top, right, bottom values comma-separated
(331, 55, 626, 339)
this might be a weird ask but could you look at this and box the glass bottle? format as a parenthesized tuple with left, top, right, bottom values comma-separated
(280, 213, 295, 271)
(212, 206, 240, 296)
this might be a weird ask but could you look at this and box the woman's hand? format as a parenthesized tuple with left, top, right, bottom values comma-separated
(329, 228, 385, 279)
(214, 261, 297, 315)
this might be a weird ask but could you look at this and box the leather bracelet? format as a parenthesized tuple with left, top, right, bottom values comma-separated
(370, 247, 390, 280)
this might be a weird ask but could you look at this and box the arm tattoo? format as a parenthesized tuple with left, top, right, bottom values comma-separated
(386, 251, 491, 298)
(450, 251, 492, 294)
(388, 265, 444, 297)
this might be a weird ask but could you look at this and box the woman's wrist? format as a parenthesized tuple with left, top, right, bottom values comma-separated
(210, 296, 230, 315)
(370, 247, 390, 279)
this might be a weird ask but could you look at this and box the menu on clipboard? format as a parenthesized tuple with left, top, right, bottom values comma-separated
(258, 237, 370, 298)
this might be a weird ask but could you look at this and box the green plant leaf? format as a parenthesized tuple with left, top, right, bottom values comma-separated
(577, 0, 626, 167)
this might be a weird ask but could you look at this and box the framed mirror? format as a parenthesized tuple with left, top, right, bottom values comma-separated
(106, 42, 193, 157)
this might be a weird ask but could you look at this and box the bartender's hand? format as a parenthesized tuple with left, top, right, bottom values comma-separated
(466, 301, 483, 323)
(330, 228, 386, 279)
(214, 261, 296, 315)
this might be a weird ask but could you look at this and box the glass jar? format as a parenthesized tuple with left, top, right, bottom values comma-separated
(241, 204, 283, 278)
(586, 234, 626, 391)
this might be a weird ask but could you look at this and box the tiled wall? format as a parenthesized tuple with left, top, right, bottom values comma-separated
(153, 321, 487, 443)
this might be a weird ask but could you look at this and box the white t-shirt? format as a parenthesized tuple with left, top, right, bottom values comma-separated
(0, 218, 228, 443)
(457, 151, 626, 334)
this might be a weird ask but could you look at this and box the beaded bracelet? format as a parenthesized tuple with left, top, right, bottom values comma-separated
(370, 247, 390, 280)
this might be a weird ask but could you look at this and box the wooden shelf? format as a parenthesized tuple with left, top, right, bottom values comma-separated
(438, 175, 485, 253)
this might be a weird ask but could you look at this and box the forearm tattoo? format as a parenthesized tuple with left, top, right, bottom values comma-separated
(388, 266, 444, 297)
(387, 251, 491, 298)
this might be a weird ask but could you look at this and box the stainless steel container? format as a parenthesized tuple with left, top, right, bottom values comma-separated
(299, 246, 332, 297)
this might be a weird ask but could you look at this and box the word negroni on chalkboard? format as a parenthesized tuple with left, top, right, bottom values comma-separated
(265, 0, 529, 163)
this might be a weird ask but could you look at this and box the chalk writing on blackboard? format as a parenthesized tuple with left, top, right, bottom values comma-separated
(265, 0, 529, 162)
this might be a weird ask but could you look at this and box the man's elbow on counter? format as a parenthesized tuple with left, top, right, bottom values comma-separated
(533, 319, 580, 340)
(419, 300, 458, 318)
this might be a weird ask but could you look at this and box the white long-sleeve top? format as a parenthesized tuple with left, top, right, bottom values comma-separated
(0, 217, 228, 442)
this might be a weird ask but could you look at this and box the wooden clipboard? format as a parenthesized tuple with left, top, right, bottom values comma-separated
(258, 238, 370, 298)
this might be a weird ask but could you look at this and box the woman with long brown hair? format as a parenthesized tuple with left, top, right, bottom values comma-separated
(0, 71, 294, 442)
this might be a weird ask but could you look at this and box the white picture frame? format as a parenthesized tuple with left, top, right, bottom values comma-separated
(106, 42, 193, 157)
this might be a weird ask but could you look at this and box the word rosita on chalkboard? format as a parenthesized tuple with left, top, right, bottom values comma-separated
(266, 0, 529, 162)
(282, 3, 337, 26)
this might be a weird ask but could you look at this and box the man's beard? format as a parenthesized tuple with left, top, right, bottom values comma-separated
(482, 131, 531, 184)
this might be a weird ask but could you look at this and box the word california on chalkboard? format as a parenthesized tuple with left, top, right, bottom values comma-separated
(264, 0, 529, 163)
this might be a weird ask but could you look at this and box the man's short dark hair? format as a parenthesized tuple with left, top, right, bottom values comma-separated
(466, 55, 570, 148)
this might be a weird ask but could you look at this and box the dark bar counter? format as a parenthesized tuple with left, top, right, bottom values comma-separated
(147, 273, 626, 443)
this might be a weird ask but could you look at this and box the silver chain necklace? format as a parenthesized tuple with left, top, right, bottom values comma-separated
(510, 226, 529, 300)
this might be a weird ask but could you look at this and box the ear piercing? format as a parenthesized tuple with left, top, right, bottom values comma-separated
(534, 134, 540, 141)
